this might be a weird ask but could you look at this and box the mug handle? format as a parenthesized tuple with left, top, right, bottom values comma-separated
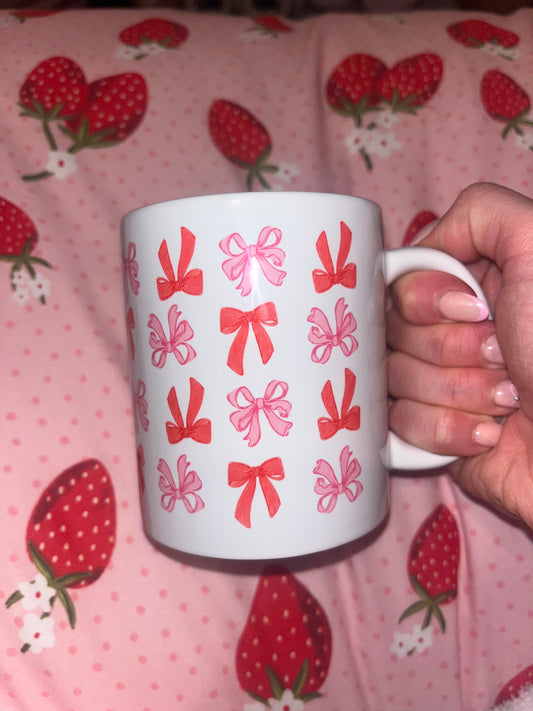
(384, 247, 490, 471)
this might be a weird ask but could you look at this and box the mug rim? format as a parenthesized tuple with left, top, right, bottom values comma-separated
(121, 191, 381, 226)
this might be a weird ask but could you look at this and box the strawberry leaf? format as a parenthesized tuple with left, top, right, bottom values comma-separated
(299, 692, 323, 702)
(5, 590, 24, 609)
(28, 540, 55, 580)
(291, 659, 309, 697)
(54, 586, 77, 629)
(265, 665, 285, 700)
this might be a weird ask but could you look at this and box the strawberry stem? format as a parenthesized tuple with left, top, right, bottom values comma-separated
(398, 574, 456, 633)
(359, 147, 373, 171)
(26, 541, 92, 629)
(59, 119, 120, 153)
(22, 171, 55, 182)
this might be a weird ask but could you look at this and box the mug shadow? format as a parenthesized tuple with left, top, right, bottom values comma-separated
(144, 512, 390, 576)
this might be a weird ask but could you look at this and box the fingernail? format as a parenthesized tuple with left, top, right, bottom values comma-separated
(493, 380, 520, 408)
(439, 292, 490, 323)
(482, 333, 505, 365)
(473, 421, 503, 447)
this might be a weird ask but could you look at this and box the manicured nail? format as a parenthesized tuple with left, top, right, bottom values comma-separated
(482, 333, 505, 365)
(493, 380, 520, 408)
(439, 292, 490, 323)
(473, 421, 503, 447)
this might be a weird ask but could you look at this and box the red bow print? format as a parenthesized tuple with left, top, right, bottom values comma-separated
(312, 221, 357, 293)
(156, 228, 203, 300)
(228, 457, 284, 528)
(318, 368, 360, 440)
(220, 302, 278, 376)
(166, 378, 211, 444)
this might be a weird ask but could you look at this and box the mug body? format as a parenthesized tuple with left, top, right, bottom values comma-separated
(121, 192, 389, 559)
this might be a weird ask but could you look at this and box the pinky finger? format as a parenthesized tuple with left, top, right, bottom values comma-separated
(388, 398, 502, 458)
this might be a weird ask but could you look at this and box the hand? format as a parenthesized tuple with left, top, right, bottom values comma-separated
(387, 182, 533, 529)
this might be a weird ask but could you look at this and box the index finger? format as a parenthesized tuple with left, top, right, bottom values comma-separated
(420, 182, 533, 271)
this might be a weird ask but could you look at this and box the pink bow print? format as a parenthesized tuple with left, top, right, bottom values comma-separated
(133, 379, 149, 432)
(127, 307, 135, 360)
(148, 305, 196, 369)
(313, 445, 363, 513)
(228, 380, 293, 447)
(307, 298, 358, 363)
(124, 241, 140, 296)
(219, 227, 287, 296)
(158, 455, 205, 514)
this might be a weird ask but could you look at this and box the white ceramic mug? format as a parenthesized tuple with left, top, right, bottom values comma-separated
(121, 193, 486, 559)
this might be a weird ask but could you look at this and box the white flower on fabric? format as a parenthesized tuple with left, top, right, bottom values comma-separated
(145, 42, 165, 55)
(12, 287, 30, 305)
(344, 127, 373, 154)
(493, 684, 533, 711)
(366, 130, 402, 158)
(46, 151, 77, 180)
(267, 689, 305, 711)
(0, 14, 16, 28)
(276, 162, 300, 183)
(18, 613, 56, 653)
(373, 110, 399, 130)
(116, 43, 138, 59)
(390, 629, 414, 658)
(18, 574, 55, 613)
(390, 622, 434, 658)
(409, 623, 433, 654)
(11, 269, 29, 289)
(239, 29, 269, 44)
(515, 132, 533, 151)
(481, 43, 520, 61)
(28, 272, 51, 300)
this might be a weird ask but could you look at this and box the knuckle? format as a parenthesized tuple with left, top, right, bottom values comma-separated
(433, 408, 462, 451)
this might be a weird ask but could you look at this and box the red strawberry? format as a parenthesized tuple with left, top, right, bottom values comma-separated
(19, 57, 89, 150)
(447, 20, 519, 50)
(399, 504, 459, 633)
(494, 664, 533, 706)
(63, 73, 148, 151)
(119, 18, 189, 58)
(326, 54, 387, 126)
(251, 15, 293, 35)
(480, 70, 533, 138)
(401, 210, 438, 246)
(236, 565, 331, 703)
(376, 53, 443, 113)
(5, 460, 116, 639)
(208, 99, 278, 190)
(0, 196, 52, 300)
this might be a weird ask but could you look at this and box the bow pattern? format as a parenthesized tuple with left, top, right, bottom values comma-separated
(220, 302, 278, 375)
(220, 227, 287, 297)
(314, 445, 363, 513)
(228, 380, 293, 447)
(318, 368, 360, 440)
(228, 457, 284, 528)
(156, 228, 203, 300)
(307, 297, 358, 364)
(134, 379, 149, 433)
(127, 307, 135, 360)
(166, 378, 211, 444)
(312, 221, 357, 293)
(158, 456, 205, 514)
(148, 304, 196, 369)
(124, 241, 140, 296)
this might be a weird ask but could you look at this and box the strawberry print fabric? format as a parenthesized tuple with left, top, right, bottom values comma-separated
(1, 7, 533, 711)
